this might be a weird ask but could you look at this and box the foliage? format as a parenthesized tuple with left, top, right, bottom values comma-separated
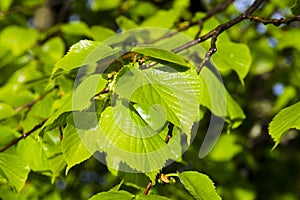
(0, 0, 300, 199)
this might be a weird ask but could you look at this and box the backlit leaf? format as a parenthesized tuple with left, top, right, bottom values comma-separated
(269, 101, 300, 147)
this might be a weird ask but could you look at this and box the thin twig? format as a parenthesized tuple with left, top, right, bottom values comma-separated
(247, 14, 300, 26)
(143, 181, 152, 195)
(14, 85, 59, 113)
(0, 119, 48, 153)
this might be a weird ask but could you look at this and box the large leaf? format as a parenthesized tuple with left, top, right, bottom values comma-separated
(0, 26, 39, 56)
(212, 42, 252, 85)
(269, 101, 300, 147)
(99, 100, 182, 173)
(116, 67, 201, 141)
(179, 171, 221, 200)
(88, 191, 134, 200)
(132, 47, 193, 68)
(0, 152, 30, 192)
(51, 40, 119, 79)
(0, 103, 15, 120)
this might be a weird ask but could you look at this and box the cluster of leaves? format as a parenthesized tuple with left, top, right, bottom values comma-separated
(0, 0, 300, 199)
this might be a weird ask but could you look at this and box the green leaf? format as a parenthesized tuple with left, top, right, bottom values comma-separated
(17, 137, 49, 172)
(90, 26, 115, 42)
(91, 0, 121, 11)
(88, 191, 134, 200)
(116, 16, 138, 31)
(116, 67, 201, 140)
(51, 40, 119, 79)
(99, 101, 182, 173)
(0, 26, 39, 56)
(277, 29, 300, 51)
(0, 0, 13, 11)
(179, 171, 221, 200)
(0, 153, 30, 192)
(141, 9, 180, 28)
(61, 21, 91, 37)
(200, 67, 245, 128)
(208, 134, 242, 162)
(132, 47, 193, 68)
(109, 180, 124, 192)
(62, 122, 98, 173)
(269, 101, 300, 147)
(72, 74, 107, 111)
(0, 103, 15, 120)
(212, 42, 252, 85)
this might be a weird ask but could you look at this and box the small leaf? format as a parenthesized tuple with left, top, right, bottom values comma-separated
(132, 47, 193, 68)
(88, 191, 134, 200)
(116, 16, 138, 30)
(109, 180, 124, 192)
(0, 152, 30, 192)
(0, 103, 14, 120)
(141, 9, 180, 28)
(179, 171, 221, 200)
(91, 0, 121, 11)
(269, 101, 300, 147)
(208, 134, 242, 162)
(0, 26, 39, 56)
(212, 42, 252, 85)
(90, 26, 115, 42)
(51, 40, 119, 79)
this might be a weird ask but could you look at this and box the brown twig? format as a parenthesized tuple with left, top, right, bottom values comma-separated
(143, 181, 152, 195)
(14, 85, 59, 113)
(247, 14, 300, 26)
(0, 119, 48, 153)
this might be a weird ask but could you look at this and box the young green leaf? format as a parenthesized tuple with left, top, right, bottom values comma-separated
(179, 171, 221, 200)
(51, 40, 119, 79)
(269, 101, 300, 147)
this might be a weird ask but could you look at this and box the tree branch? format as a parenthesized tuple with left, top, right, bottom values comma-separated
(247, 14, 300, 26)
(0, 118, 48, 153)
(14, 85, 59, 113)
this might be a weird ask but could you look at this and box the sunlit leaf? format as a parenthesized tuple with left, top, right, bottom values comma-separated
(0, 26, 38, 56)
(179, 171, 221, 200)
(0, 103, 14, 120)
(212, 42, 252, 85)
(269, 101, 300, 147)
(116, 67, 201, 140)
(0, 153, 30, 192)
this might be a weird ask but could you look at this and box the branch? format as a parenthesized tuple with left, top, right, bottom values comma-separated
(14, 85, 59, 113)
(247, 15, 300, 26)
(0, 119, 48, 153)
